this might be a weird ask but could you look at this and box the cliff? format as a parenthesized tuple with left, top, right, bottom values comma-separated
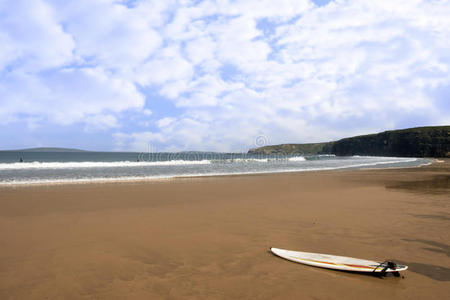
(248, 142, 333, 155)
(331, 126, 449, 157)
(248, 126, 450, 157)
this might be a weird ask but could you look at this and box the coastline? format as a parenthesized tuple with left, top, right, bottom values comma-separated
(0, 160, 448, 299)
(0, 156, 430, 187)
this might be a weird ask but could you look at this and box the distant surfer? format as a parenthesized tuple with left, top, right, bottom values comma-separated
(19, 157, 23, 163)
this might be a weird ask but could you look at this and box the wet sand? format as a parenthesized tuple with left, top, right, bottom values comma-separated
(0, 161, 449, 299)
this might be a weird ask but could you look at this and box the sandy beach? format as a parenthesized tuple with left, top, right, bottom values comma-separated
(0, 161, 449, 299)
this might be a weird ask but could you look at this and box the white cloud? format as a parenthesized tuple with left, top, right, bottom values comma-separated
(219, 0, 313, 20)
(142, 109, 153, 116)
(53, 0, 162, 69)
(135, 45, 194, 86)
(0, 67, 144, 125)
(184, 36, 216, 64)
(0, 0, 155, 128)
(0, 0, 74, 71)
(84, 114, 119, 131)
(114, 131, 166, 152)
(212, 16, 272, 71)
(1, 0, 449, 151)
(156, 117, 176, 128)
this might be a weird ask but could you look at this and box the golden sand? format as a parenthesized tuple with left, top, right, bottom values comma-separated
(0, 161, 449, 299)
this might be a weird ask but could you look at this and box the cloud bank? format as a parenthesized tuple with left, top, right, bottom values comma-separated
(1, 0, 449, 151)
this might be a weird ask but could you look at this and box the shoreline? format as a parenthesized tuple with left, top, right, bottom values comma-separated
(0, 157, 432, 188)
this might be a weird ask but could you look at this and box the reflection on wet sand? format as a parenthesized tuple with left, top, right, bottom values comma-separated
(403, 239, 450, 257)
(386, 175, 450, 195)
(398, 239, 450, 281)
(395, 260, 450, 282)
(412, 214, 450, 221)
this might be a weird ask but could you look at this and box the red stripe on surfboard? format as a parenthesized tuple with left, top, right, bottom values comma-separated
(343, 264, 374, 269)
(293, 257, 376, 269)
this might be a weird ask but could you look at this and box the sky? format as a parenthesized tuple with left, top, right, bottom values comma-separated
(0, 0, 449, 152)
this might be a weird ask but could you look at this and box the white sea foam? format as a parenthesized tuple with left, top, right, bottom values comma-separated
(222, 156, 306, 163)
(0, 157, 309, 170)
(0, 157, 425, 186)
(212, 157, 306, 163)
(213, 158, 270, 163)
(0, 160, 212, 170)
(288, 156, 306, 162)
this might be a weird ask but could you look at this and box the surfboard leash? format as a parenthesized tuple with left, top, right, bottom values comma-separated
(372, 261, 398, 277)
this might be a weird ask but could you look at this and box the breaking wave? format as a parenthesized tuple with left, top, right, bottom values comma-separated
(0, 156, 307, 170)
(0, 160, 212, 170)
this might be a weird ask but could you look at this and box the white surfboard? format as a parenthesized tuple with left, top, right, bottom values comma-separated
(270, 248, 408, 273)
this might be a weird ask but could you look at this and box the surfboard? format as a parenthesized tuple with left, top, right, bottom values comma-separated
(270, 248, 408, 273)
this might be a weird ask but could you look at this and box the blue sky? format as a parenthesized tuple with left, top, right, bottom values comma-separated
(0, 0, 449, 151)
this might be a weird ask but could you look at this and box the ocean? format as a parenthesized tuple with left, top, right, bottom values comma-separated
(0, 151, 429, 185)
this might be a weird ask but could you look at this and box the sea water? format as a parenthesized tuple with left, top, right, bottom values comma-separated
(0, 151, 429, 185)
